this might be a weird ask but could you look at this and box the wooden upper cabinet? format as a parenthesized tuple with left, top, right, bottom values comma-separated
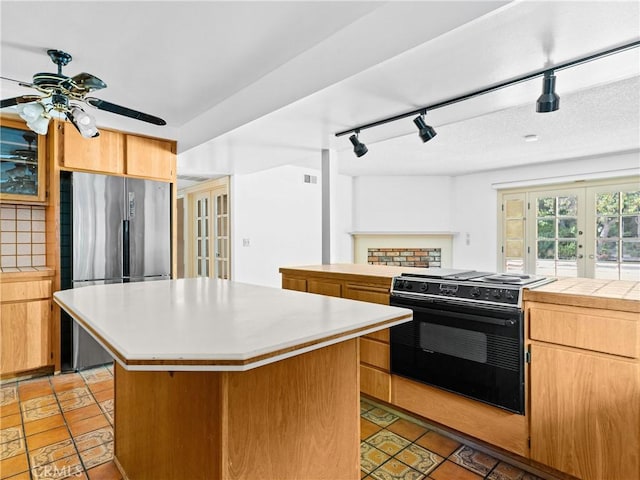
(61, 122, 125, 174)
(0, 115, 47, 204)
(125, 134, 176, 182)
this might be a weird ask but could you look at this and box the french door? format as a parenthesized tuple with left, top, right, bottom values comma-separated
(500, 180, 639, 280)
(185, 178, 230, 279)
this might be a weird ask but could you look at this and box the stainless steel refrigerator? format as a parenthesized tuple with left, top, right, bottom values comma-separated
(60, 171, 171, 370)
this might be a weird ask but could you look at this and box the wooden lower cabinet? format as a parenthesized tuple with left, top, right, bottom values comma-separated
(343, 282, 389, 305)
(530, 344, 639, 480)
(307, 279, 342, 297)
(360, 364, 391, 402)
(0, 278, 52, 376)
(281, 270, 392, 402)
(393, 375, 529, 456)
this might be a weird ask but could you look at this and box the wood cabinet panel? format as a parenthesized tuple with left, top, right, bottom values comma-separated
(362, 328, 390, 343)
(62, 123, 124, 174)
(0, 280, 51, 302)
(125, 135, 176, 181)
(530, 344, 639, 480)
(307, 279, 342, 298)
(0, 300, 50, 374)
(392, 375, 528, 456)
(529, 303, 638, 358)
(343, 283, 389, 305)
(282, 276, 307, 292)
(360, 338, 390, 370)
(360, 364, 391, 402)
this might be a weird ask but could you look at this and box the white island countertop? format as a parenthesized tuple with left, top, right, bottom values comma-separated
(54, 278, 412, 371)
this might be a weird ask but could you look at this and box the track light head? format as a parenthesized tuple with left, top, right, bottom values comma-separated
(536, 71, 560, 113)
(413, 113, 437, 142)
(349, 132, 368, 157)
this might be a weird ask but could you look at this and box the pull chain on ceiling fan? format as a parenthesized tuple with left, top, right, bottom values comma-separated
(1, 49, 166, 138)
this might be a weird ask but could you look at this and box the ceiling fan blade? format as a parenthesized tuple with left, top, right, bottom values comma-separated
(1, 95, 42, 109)
(1, 76, 35, 89)
(85, 97, 166, 125)
(70, 72, 107, 92)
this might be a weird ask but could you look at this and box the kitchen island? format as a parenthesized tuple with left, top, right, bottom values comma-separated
(53, 278, 412, 480)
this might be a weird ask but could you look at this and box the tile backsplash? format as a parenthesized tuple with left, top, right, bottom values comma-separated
(0, 204, 46, 268)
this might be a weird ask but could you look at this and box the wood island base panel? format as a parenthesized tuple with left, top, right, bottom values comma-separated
(114, 339, 360, 480)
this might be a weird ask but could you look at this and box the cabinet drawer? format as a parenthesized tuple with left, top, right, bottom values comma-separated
(360, 364, 390, 402)
(282, 277, 307, 292)
(1, 280, 51, 302)
(308, 279, 342, 297)
(363, 328, 390, 343)
(343, 283, 389, 305)
(529, 303, 639, 358)
(360, 338, 390, 370)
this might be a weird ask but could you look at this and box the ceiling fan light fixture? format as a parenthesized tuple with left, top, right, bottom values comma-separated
(17, 102, 45, 123)
(68, 106, 99, 138)
(413, 112, 437, 143)
(26, 115, 50, 135)
(536, 70, 560, 113)
(349, 132, 368, 157)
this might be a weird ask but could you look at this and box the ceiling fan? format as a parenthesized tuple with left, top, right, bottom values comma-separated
(1, 49, 166, 138)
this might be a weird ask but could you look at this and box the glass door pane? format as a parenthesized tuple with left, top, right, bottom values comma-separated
(533, 191, 584, 277)
(502, 194, 526, 273)
(213, 192, 229, 279)
(194, 195, 209, 277)
(593, 189, 640, 280)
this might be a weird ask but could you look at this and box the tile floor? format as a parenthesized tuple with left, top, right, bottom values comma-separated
(1, 366, 543, 480)
(359, 399, 542, 480)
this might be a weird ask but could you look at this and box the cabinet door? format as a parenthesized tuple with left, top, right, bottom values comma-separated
(125, 135, 175, 181)
(0, 118, 47, 203)
(62, 123, 124, 174)
(530, 344, 639, 480)
(0, 300, 50, 374)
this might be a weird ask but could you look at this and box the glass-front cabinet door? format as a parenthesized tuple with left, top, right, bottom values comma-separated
(0, 117, 46, 203)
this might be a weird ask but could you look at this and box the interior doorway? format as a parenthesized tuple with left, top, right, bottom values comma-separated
(182, 177, 231, 279)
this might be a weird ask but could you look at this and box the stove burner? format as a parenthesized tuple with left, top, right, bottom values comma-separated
(480, 274, 533, 284)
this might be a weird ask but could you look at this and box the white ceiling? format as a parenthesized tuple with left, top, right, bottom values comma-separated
(1, 1, 639, 185)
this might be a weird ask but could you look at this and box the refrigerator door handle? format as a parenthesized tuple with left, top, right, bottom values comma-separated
(123, 219, 130, 279)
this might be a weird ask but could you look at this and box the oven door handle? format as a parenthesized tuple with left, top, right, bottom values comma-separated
(406, 304, 518, 327)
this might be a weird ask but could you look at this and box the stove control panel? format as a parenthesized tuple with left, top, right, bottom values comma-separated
(392, 277, 521, 306)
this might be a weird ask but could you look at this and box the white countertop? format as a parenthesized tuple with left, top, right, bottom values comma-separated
(54, 278, 412, 371)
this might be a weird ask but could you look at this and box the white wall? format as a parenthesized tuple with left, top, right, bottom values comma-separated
(352, 176, 454, 231)
(451, 151, 640, 271)
(349, 153, 639, 272)
(231, 164, 323, 287)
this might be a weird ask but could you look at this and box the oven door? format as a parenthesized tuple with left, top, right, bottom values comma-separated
(390, 295, 524, 414)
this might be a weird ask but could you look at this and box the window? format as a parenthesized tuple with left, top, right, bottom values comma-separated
(499, 179, 640, 280)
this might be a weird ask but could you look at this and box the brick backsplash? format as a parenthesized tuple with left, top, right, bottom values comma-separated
(368, 247, 441, 268)
(0, 204, 47, 268)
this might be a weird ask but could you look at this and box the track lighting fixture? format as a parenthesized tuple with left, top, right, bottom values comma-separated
(336, 40, 639, 153)
(413, 111, 437, 143)
(536, 70, 560, 113)
(349, 131, 368, 157)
